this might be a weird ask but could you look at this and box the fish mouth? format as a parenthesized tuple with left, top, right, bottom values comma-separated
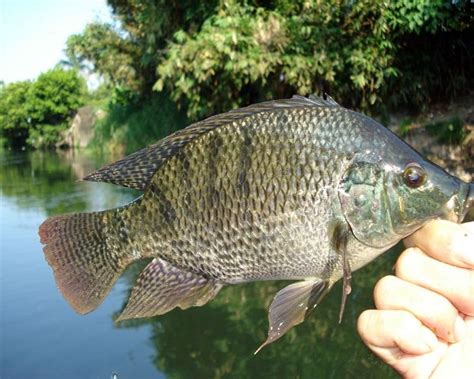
(457, 182, 474, 222)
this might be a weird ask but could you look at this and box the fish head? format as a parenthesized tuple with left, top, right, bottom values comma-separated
(338, 151, 473, 249)
(386, 159, 473, 237)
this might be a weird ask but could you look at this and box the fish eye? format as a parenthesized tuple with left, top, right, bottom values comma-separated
(403, 162, 426, 188)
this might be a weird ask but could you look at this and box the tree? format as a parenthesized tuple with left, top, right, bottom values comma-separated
(26, 68, 86, 148)
(59, 53, 91, 74)
(65, 1, 219, 100)
(55, 0, 474, 125)
(65, 23, 142, 94)
(0, 68, 86, 148)
(0, 81, 32, 148)
(156, 0, 473, 118)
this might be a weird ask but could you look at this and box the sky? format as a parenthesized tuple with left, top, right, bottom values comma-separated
(0, 0, 112, 84)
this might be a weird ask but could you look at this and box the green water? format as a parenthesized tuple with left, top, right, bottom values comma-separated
(0, 150, 398, 378)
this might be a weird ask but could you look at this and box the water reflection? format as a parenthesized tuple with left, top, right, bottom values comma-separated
(1, 149, 399, 378)
(0, 150, 138, 214)
(116, 251, 400, 378)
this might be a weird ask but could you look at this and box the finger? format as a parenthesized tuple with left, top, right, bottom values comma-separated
(396, 248, 474, 316)
(463, 221, 474, 235)
(404, 220, 474, 269)
(374, 275, 463, 343)
(430, 336, 474, 379)
(465, 315, 474, 334)
(374, 276, 465, 342)
(357, 310, 438, 357)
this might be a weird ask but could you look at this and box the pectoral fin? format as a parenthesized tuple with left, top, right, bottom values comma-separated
(339, 254, 352, 324)
(330, 219, 353, 324)
(116, 258, 222, 321)
(255, 279, 331, 354)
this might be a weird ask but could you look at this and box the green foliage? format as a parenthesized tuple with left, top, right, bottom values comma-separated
(6, 1, 470, 151)
(27, 68, 86, 148)
(66, 1, 218, 98)
(0, 81, 32, 147)
(157, 0, 404, 117)
(92, 92, 187, 155)
(155, 0, 472, 119)
(81, 82, 114, 108)
(425, 117, 466, 145)
(65, 23, 143, 93)
(0, 68, 86, 148)
(28, 68, 85, 120)
(398, 118, 413, 138)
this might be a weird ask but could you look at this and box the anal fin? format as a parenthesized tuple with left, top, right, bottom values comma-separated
(116, 258, 222, 321)
(255, 279, 332, 354)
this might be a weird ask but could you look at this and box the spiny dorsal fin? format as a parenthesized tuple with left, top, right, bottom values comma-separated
(293, 93, 340, 107)
(83, 95, 340, 190)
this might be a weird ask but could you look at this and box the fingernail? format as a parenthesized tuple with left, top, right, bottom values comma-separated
(454, 315, 467, 342)
(450, 231, 474, 266)
(419, 327, 438, 352)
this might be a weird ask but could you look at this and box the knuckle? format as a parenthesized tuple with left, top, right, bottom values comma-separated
(394, 250, 411, 277)
(373, 276, 397, 308)
(395, 247, 421, 278)
(357, 310, 375, 338)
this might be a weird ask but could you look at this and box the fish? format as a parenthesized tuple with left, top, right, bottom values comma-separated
(39, 95, 473, 352)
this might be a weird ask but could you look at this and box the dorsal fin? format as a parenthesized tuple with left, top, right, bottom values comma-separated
(293, 93, 339, 107)
(83, 95, 340, 190)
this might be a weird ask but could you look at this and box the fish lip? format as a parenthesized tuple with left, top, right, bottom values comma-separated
(458, 182, 474, 222)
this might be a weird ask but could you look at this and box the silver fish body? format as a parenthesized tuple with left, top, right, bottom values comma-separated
(39, 95, 473, 350)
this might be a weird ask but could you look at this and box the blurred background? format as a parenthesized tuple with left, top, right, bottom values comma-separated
(0, 1, 473, 378)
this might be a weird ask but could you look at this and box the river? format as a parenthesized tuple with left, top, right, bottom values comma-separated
(0, 149, 398, 378)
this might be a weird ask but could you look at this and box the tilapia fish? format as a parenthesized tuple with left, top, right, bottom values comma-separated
(39, 95, 473, 351)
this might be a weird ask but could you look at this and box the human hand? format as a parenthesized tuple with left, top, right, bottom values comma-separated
(357, 220, 474, 379)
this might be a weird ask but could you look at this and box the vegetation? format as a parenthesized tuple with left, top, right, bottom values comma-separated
(1, 1, 472, 151)
(0, 81, 31, 147)
(92, 93, 187, 155)
(0, 68, 85, 148)
(68, 0, 472, 119)
(425, 116, 466, 145)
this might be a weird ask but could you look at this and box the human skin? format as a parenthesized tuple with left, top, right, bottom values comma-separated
(357, 220, 474, 379)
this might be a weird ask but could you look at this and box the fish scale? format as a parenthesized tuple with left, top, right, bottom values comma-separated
(39, 95, 473, 351)
(121, 107, 352, 283)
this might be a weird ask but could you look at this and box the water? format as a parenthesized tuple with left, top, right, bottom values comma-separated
(0, 150, 398, 379)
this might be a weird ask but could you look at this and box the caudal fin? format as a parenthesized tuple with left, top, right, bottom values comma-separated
(39, 210, 134, 314)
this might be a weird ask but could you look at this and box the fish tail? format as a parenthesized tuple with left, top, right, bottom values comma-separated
(39, 206, 136, 314)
